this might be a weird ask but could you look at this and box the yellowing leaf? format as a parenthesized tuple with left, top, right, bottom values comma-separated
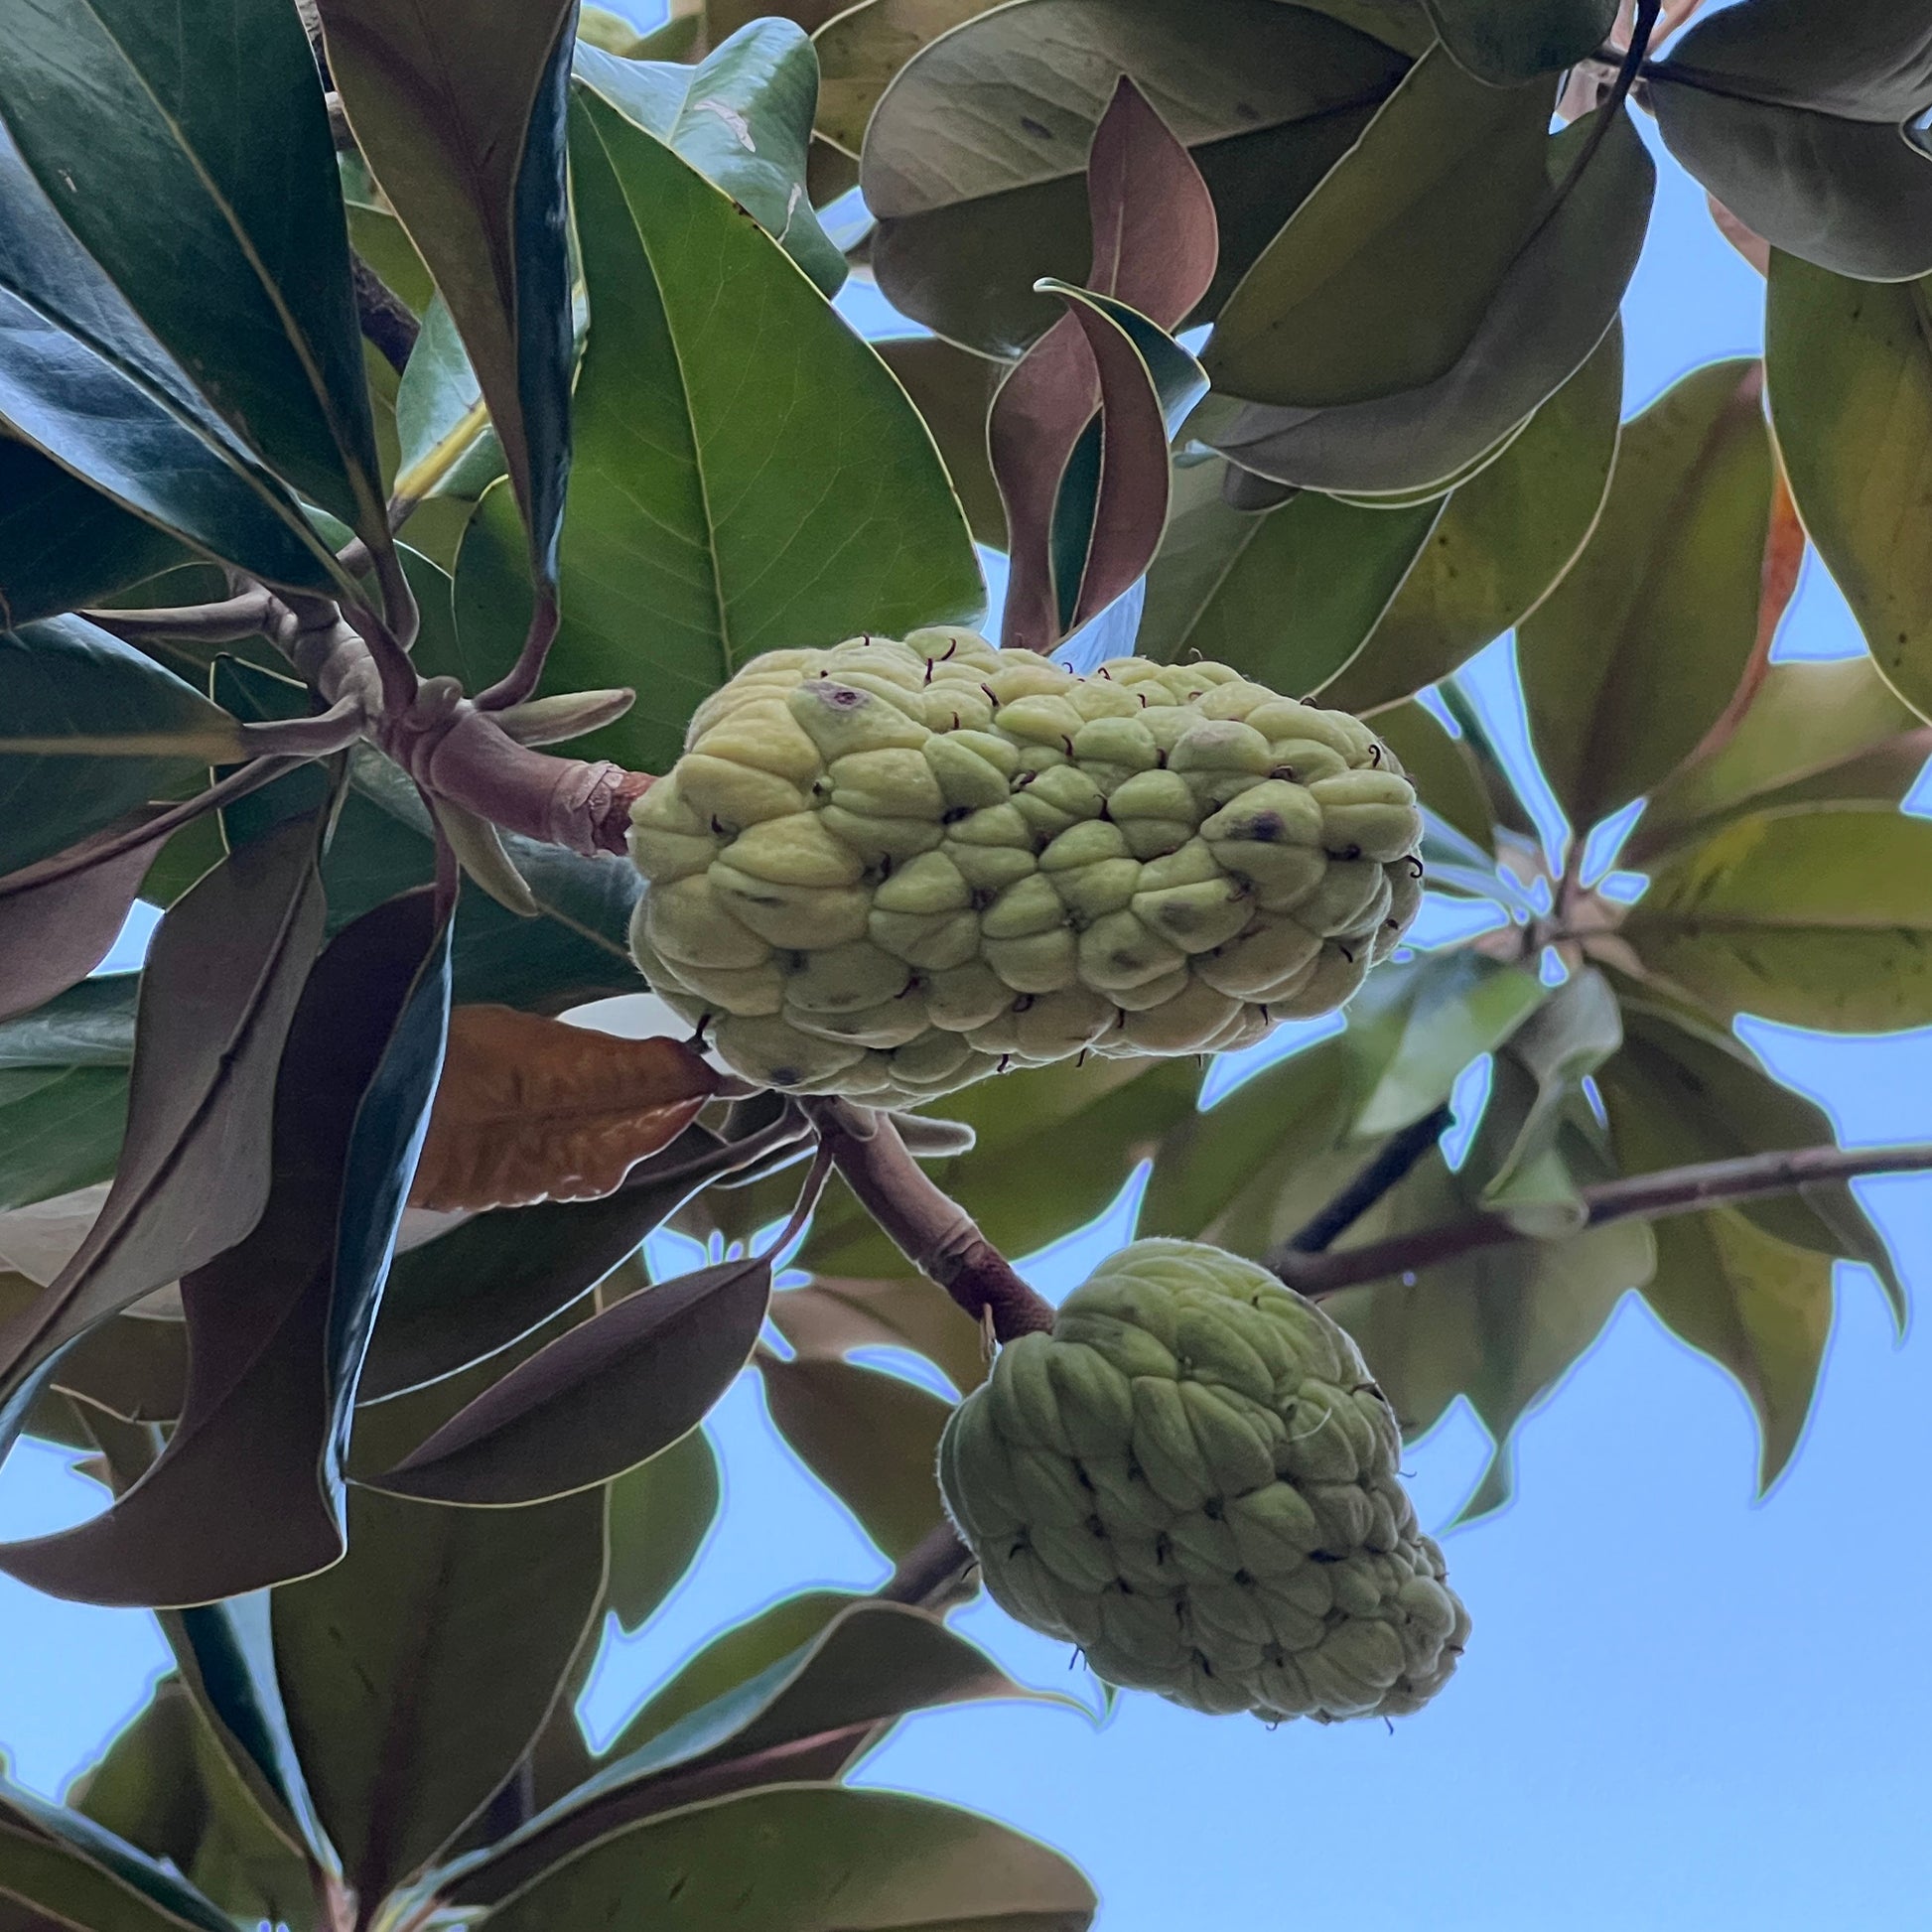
(410, 1007, 719, 1212)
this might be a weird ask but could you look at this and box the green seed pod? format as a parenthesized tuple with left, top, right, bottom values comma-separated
(627, 635, 1423, 1103)
(939, 1240, 1470, 1724)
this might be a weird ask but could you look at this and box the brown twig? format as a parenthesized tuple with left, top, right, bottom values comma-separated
(351, 254, 420, 376)
(1275, 1103, 1453, 1263)
(1277, 1140, 1932, 1300)
(879, 1520, 976, 1608)
(801, 1099, 1055, 1342)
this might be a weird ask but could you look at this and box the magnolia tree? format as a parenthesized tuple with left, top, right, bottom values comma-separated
(4, 0, 1932, 1924)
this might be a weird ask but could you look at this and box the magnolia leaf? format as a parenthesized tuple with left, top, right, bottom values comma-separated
(1206, 46, 1554, 409)
(0, 815, 327, 1409)
(575, 23, 846, 294)
(272, 1376, 606, 1911)
(1617, 805, 1932, 1030)
(1319, 325, 1624, 715)
(0, 892, 451, 1607)
(606, 1424, 721, 1631)
(317, 0, 576, 604)
(990, 76, 1215, 651)
(1629, 654, 1931, 864)
(876, 337, 1010, 551)
(409, 1006, 719, 1213)
(0, 982, 135, 1213)
(1652, 0, 1932, 280)
(1518, 358, 1775, 831)
(1368, 704, 1497, 854)
(392, 296, 505, 508)
(1206, 104, 1654, 494)
(862, 0, 1410, 355)
(370, 1253, 771, 1505)
(442, 1605, 1055, 1911)
(813, 0, 998, 153)
(1765, 252, 1932, 722)
(1425, 0, 1618, 81)
(770, 1275, 989, 1396)
(0, 0, 385, 545)
(51, 1311, 188, 1426)
(757, 1353, 950, 1560)
(1136, 458, 1441, 686)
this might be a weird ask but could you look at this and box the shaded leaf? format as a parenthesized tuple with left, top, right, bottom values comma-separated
(1653, 0, 1932, 281)
(607, 1424, 721, 1630)
(0, 617, 239, 876)
(271, 1367, 606, 1909)
(452, 92, 981, 775)
(1138, 457, 1439, 685)
(51, 1312, 187, 1426)
(393, 296, 505, 509)
(1519, 358, 1775, 830)
(1616, 805, 1932, 1029)
(771, 1275, 988, 1395)
(1205, 105, 1654, 494)
(0, 815, 327, 1405)
(0, 891, 450, 1606)
(372, 1254, 771, 1505)
(467, 1785, 1095, 1932)
(446, 1600, 1046, 1907)
(1766, 254, 1932, 721)
(0, 437, 188, 627)
(410, 1006, 719, 1213)
(1320, 325, 1624, 715)
(1206, 46, 1553, 408)
(813, 0, 997, 154)
(863, 0, 1410, 355)
(316, 0, 577, 587)
(758, 1353, 949, 1559)
(1426, 0, 1617, 82)
(991, 76, 1216, 651)
(575, 24, 847, 294)
(1629, 653, 1931, 864)
(876, 337, 1010, 550)
(1370, 703, 1496, 854)
(0, 0, 383, 540)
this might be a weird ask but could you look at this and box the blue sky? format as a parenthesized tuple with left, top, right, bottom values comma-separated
(6, 24, 1932, 1930)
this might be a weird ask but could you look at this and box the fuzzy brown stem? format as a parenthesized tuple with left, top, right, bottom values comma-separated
(802, 1099, 1056, 1342)
(81, 590, 276, 644)
(880, 1520, 976, 1608)
(352, 254, 419, 375)
(1277, 1140, 1932, 1300)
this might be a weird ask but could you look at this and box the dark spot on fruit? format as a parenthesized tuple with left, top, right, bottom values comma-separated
(1014, 993, 1036, 1013)
(1201, 1496, 1222, 1521)
(942, 804, 972, 824)
(969, 886, 996, 911)
(1085, 1513, 1106, 1538)
(1325, 844, 1362, 863)
(769, 1066, 799, 1086)
(1247, 810, 1283, 842)
(1233, 1569, 1254, 1587)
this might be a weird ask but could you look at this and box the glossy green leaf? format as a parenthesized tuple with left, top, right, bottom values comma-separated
(1425, 0, 1617, 81)
(575, 23, 847, 294)
(876, 337, 1009, 549)
(1599, 1000, 1905, 1319)
(607, 1425, 721, 1631)
(1653, 0, 1932, 280)
(317, 0, 577, 591)
(1320, 325, 1623, 715)
(759, 1353, 950, 1560)
(371, 1254, 770, 1505)
(1206, 46, 1553, 408)
(0, 891, 451, 1606)
(0, 0, 384, 540)
(0, 618, 237, 876)
(1519, 358, 1774, 831)
(0, 437, 188, 627)
(446, 1600, 1044, 1907)
(271, 1376, 606, 1909)
(362, 1129, 747, 1401)
(1619, 805, 1932, 1030)
(393, 296, 506, 508)
(1766, 254, 1932, 721)
(0, 815, 327, 1409)
(1137, 458, 1440, 684)
(813, 0, 997, 153)
(1630, 653, 1930, 863)
(464, 1786, 1094, 1930)
(0, 139, 344, 592)
(0, 1768, 235, 1932)
(0, 981, 134, 1212)
(1369, 702, 1497, 854)
(770, 1274, 989, 1396)
(863, 0, 1409, 354)
(455, 91, 980, 775)
(1206, 105, 1653, 493)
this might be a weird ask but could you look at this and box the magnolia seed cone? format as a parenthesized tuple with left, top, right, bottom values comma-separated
(939, 1240, 1470, 1724)
(626, 631, 1424, 1106)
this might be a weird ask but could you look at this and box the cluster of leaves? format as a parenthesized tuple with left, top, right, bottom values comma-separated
(4, 1, 1932, 1926)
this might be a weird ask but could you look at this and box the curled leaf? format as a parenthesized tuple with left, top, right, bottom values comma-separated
(410, 1006, 721, 1212)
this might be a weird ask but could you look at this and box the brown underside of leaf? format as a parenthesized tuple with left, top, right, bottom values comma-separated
(409, 1006, 719, 1212)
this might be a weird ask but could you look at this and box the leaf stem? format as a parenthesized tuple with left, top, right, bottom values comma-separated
(880, 1520, 976, 1608)
(800, 1099, 1056, 1342)
(81, 590, 277, 644)
(351, 253, 420, 376)
(1276, 1140, 1932, 1299)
